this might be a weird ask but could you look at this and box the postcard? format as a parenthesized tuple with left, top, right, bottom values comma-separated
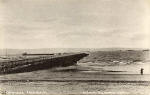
(0, 0, 150, 95)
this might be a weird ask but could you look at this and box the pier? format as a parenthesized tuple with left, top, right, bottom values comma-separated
(0, 53, 88, 74)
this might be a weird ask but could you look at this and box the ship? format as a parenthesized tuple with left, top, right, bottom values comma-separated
(0, 53, 88, 74)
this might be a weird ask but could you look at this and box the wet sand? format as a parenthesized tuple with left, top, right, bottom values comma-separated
(0, 65, 150, 95)
(1, 81, 150, 95)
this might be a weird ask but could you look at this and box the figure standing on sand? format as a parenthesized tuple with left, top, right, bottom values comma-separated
(140, 68, 144, 75)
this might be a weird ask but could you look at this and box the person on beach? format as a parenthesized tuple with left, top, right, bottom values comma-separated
(140, 68, 144, 75)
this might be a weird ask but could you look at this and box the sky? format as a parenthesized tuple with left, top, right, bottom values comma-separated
(0, 0, 150, 49)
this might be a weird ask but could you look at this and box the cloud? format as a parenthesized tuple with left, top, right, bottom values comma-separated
(0, 0, 150, 48)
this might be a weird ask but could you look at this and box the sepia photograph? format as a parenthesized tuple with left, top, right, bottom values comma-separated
(0, 0, 150, 95)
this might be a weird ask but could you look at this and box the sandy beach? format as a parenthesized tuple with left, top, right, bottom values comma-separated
(1, 63, 150, 95)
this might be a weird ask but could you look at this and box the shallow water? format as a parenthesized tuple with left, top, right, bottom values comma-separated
(78, 61, 150, 74)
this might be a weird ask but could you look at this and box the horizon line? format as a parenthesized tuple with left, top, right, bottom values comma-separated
(0, 47, 149, 50)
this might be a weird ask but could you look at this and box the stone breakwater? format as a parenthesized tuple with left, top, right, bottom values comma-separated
(0, 53, 88, 74)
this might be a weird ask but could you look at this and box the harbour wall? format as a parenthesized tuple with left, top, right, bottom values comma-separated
(0, 53, 88, 74)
